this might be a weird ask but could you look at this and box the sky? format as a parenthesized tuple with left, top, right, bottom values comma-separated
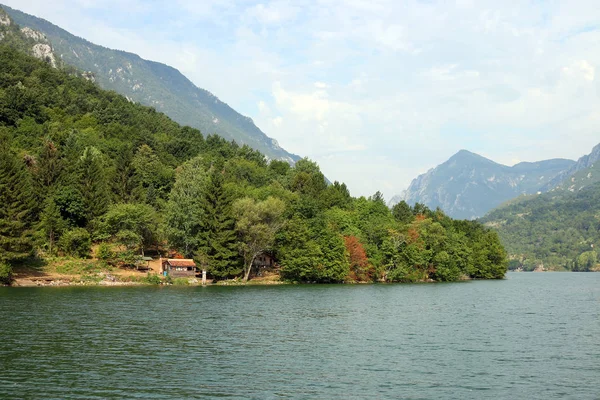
(5, 0, 600, 198)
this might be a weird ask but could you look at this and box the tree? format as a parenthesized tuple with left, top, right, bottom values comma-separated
(165, 156, 208, 256)
(392, 200, 413, 224)
(58, 228, 91, 258)
(470, 230, 508, 279)
(575, 251, 597, 271)
(288, 158, 327, 196)
(98, 203, 159, 256)
(0, 143, 35, 263)
(278, 216, 349, 283)
(344, 236, 373, 282)
(132, 144, 174, 204)
(78, 146, 111, 225)
(39, 197, 68, 254)
(232, 196, 286, 281)
(412, 202, 430, 216)
(198, 168, 241, 278)
(34, 139, 63, 198)
(321, 181, 352, 209)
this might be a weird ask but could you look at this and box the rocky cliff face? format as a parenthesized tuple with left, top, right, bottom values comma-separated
(540, 143, 600, 192)
(391, 150, 575, 219)
(2, 4, 301, 164)
(0, 8, 57, 67)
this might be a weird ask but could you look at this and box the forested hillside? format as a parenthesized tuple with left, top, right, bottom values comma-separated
(0, 46, 507, 284)
(481, 183, 600, 271)
(2, 4, 300, 163)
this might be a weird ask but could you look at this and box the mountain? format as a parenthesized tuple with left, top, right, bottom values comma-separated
(393, 150, 575, 219)
(539, 143, 600, 192)
(478, 141, 600, 270)
(1, 4, 300, 164)
(0, 7, 58, 66)
(480, 181, 600, 271)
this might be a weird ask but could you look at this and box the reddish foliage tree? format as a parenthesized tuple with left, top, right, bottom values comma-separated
(343, 236, 373, 282)
(407, 228, 420, 243)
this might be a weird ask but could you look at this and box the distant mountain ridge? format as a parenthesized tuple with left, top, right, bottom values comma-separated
(1, 4, 300, 163)
(391, 149, 575, 219)
(540, 143, 600, 192)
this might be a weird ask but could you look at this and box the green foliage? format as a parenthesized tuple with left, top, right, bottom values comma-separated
(131, 144, 174, 205)
(198, 169, 241, 278)
(278, 216, 349, 283)
(96, 242, 113, 261)
(0, 45, 509, 283)
(98, 203, 159, 254)
(0, 261, 13, 285)
(233, 196, 286, 280)
(0, 140, 35, 262)
(142, 273, 162, 285)
(38, 197, 68, 253)
(58, 228, 91, 258)
(165, 156, 208, 256)
(574, 251, 597, 272)
(481, 182, 600, 270)
(78, 146, 111, 224)
(3, 3, 301, 162)
(392, 200, 413, 224)
(172, 277, 191, 286)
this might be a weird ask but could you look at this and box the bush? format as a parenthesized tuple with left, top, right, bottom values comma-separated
(96, 242, 114, 261)
(58, 228, 91, 258)
(0, 262, 13, 285)
(142, 273, 162, 285)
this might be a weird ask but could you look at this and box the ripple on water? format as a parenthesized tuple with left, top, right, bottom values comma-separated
(0, 273, 599, 399)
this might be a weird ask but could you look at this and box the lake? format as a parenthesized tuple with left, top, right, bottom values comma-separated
(0, 272, 599, 399)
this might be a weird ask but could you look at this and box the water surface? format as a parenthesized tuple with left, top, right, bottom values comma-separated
(1, 273, 599, 399)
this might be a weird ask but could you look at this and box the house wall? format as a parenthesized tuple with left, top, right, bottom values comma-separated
(167, 270, 196, 278)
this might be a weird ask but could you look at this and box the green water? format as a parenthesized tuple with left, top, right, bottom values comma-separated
(0, 272, 599, 399)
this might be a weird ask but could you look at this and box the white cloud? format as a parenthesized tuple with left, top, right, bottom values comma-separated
(562, 60, 595, 81)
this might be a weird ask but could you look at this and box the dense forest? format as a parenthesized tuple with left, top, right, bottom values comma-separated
(481, 184, 600, 271)
(0, 46, 508, 284)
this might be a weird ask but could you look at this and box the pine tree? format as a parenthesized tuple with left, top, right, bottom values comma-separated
(35, 139, 63, 197)
(78, 146, 110, 225)
(39, 197, 68, 254)
(199, 169, 241, 278)
(0, 143, 35, 262)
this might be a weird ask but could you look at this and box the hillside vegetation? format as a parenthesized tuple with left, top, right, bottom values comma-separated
(0, 46, 508, 284)
(481, 182, 600, 271)
(2, 4, 300, 163)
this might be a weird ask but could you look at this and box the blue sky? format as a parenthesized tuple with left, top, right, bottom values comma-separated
(7, 0, 600, 198)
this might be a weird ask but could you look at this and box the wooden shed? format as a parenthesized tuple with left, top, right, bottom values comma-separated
(253, 253, 276, 268)
(161, 259, 197, 278)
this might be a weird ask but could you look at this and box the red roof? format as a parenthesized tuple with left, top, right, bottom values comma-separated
(166, 259, 196, 267)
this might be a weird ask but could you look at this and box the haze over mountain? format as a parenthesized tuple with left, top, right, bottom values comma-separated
(390, 150, 575, 219)
(1, 4, 300, 164)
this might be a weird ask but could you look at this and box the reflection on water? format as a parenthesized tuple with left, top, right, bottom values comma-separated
(1, 273, 599, 399)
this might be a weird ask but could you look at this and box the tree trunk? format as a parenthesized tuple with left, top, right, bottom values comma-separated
(243, 253, 257, 282)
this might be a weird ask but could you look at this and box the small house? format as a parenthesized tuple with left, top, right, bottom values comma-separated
(161, 259, 196, 278)
(252, 254, 276, 269)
